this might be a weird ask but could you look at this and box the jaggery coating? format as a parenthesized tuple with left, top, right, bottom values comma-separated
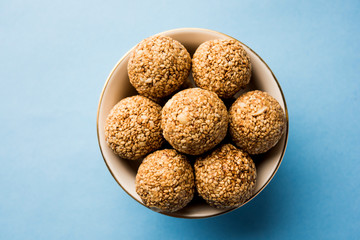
(135, 149, 194, 212)
(192, 39, 251, 98)
(194, 144, 257, 208)
(128, 35, 191, 99)
(104, 95, 163, 160)
(161, 88, 228, 155)
(229, 90, 286, 154)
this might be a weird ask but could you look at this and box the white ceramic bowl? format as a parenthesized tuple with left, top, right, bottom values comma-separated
(97, 28, 289, 218)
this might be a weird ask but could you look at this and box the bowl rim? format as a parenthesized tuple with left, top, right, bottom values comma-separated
(96, 27, 289, 219)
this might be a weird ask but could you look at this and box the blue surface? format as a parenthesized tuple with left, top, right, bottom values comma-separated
(1, 0, 359, 239)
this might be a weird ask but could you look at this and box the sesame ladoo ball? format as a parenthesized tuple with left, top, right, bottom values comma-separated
(161, 88, 228, 155)
(104, 95, 163, 160)
(192, 39, 251, 98)
(128, 35, 191, 99)
(229, 90, 286, 154)
(194, 144, 256, 208)
(135, 149, 194, 212)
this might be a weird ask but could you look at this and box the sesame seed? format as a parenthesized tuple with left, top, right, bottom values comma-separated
(194, 144, 257, 208)
(192, 39, 251, 98)
(161, 88, 228, 155)
(104, 95, 163, 160)
(229, 90, 286, 154)
(135, 149, 194, 212)
(128, 35, 191, 99)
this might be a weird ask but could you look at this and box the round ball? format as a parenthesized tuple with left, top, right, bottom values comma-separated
(194, 144, 256, 208)
(161, 88, 228, 155)
(128, 35, 191, 99)
(192, 39, 251, 98)
(229, 90, 286, 154)
(135, 149, 194, 212)
(104, 95, 163, 160)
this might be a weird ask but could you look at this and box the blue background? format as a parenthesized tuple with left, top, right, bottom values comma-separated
(1, 0, 359, 239)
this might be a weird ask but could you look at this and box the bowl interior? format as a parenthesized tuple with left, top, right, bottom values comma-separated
(97, 28, 288, 218)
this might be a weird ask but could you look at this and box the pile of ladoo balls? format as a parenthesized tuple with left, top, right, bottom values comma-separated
(104, 35, 286, 212)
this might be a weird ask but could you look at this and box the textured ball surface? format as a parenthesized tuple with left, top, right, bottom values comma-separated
(229, 90, 286, 154)
(192, 39, 251, 98)
(128, 35, 191, 99)
(161, 88, 228, 155)
(194, 144, 257, 208)
(104, 95, 163, 160)
(135, 149, 195, 212)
